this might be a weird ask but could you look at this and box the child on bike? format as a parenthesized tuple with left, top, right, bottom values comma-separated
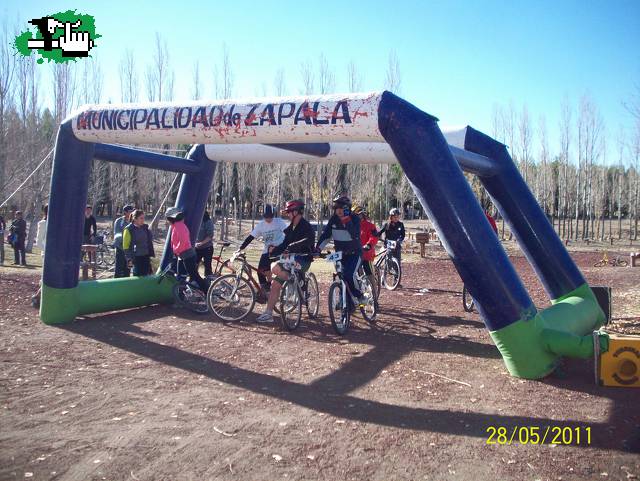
(236, 204, 287, 292)
(165, 207, 209, 293)
(352, 203, 379, 298)
(377, 207, 405, 266)
(316, 195, 365, 309)
(123, 209, 154, 276)
(256, 200, 315, 324)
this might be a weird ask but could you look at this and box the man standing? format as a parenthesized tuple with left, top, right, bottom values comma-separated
(236, 205, 287, 292)
(0, 213, 5, 264)
(113, 205, 133, 278)
(195, 210, 215, 277)
(10, 211, 27, 266)
(83, 205, 97, 244)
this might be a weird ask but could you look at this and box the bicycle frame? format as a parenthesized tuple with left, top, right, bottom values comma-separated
(327, 252, 360, 308)
(226, 252, 264, 297)
(211, 243, 235, 277)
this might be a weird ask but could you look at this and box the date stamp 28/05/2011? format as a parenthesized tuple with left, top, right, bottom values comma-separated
(486, 426, 591, 445)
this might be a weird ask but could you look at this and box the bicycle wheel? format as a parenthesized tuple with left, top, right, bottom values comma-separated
(462, 285, 475, 312)
(593, 259, 607, 267)
(207, 274, 256, 322)
(382, 257, 401, 290)
(359, 276, 377, 323)
(279, 280, 302, 331)
(104, 246, 116, 267)
(95, 246, 105, 267)
(612, 258, 628, 267)
(173, 282, 209, 314)
(304, 273, 320, 319)
(328, 281, 350, 335)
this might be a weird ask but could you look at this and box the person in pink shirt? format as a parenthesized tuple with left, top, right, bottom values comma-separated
(165, 207, 208, 292)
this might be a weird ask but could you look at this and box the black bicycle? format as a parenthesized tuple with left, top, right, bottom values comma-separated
(158, 261, 209, 314)
(277, 253, 320, 331)
(325, 251, 377, 335)
(94, 230, 116, 269)
(374, 240, 401, 291)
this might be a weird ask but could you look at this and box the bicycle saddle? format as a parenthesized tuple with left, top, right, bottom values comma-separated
(217, 241, 231, 247)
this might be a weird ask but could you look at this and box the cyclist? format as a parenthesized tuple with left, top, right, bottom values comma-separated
(485, 209, 499, 235)
(377, 207, 405, 266)
(237, 204, 287, 292)
(256, 200, 315, 324)
(316, 195, 365, 309)
(352, 203, 378, 296)
(165, 207, 208, 293)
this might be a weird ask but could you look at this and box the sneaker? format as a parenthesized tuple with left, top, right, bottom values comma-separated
(256, 311, 274, 323)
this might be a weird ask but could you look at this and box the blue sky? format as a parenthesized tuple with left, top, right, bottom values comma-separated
(5, 0, 640, 161)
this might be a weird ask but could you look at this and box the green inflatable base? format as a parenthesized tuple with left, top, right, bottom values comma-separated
(40, 275, 176, 325)
(490, 283, 607, 379)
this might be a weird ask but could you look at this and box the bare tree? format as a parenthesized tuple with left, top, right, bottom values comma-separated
(299, 60, 314, 95)
(52, 62, 76, 125)
(559, 97, 572, 240)
(318, 53, 335, 94)
(145, 33, 173, 102)
(347, 60, 362, 93)
(214, 43, 233, 100)
(119, 49, 139, 103)
(385, 50, 401, 93)
(518, 104, 532, 185)
(538, 115, 549, 217)
(191, 61, 201, 100)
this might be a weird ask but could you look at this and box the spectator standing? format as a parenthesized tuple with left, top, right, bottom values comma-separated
(10, 211, 27, 266)
(35, 205, 48, 256)
(113, 205, 134, 278)
(122, 209, 155, 276)
(83, 205, 97, 244)
(195, 210, 215, 277)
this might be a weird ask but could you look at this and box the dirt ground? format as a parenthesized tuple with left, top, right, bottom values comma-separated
(1, 246, 639, 481)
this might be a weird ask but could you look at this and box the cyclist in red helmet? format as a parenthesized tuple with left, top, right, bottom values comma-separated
(256, 199, 315, 324)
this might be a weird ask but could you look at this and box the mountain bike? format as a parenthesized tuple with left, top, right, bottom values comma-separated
(277, 253, 319, 331)
(593, 251, 628, 267)
(207, 251, 319, 328)
(94, 230, 116, 269)
(158, 261, 209, 314)
(374, 240, 401, 291)
(209, 241, 236, 276)
(462, 285, 475, 312)
(325, 251, 377, 335)
(207, 251, 257, 322)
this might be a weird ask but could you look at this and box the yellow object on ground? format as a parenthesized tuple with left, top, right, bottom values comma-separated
(598, 332, 640, 387)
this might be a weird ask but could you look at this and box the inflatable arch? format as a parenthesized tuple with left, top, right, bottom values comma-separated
(42, 91, 606, 379)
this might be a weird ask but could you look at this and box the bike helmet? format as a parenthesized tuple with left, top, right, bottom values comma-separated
(282, 199, 305, 214)
(332, 195, 352, 210)
(389, 208, 401, 216)
(165, 207, 185, 222)
(263, 204, 275, 218)
(123, 204, 134, 213)
(351, 203, 363, 215)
